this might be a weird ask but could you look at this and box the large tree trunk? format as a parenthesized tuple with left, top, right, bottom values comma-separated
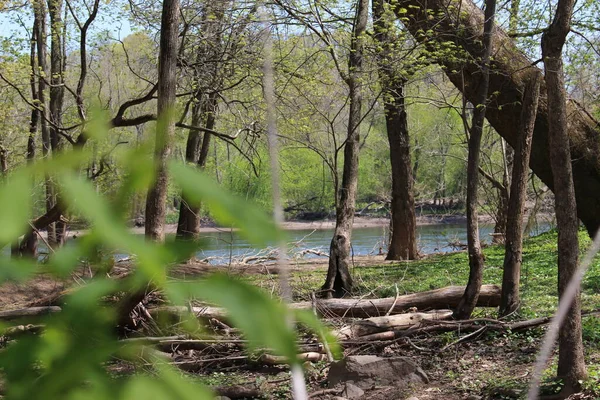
(499, 69, 541, 317)
(144, 0, 180, 241)
(454, 0, 496, 320)
(541, 0, 586, 392)
(321, 0, 369, 299)
(372, 0, 418, 261)
(391, 0, 600, 236)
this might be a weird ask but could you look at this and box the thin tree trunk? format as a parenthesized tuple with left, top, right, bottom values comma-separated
(176, 96, 216, 239)
(14, 16, 41, 258)
(454, 0, 496, 320)
(33, 0, 56, 244)
(176, 3, 224, 240)
(48, 0, 66, 246)
(144, 0, 180, 241)
(541, 0, 586, 391)
(321, 0, 368, 298)
(499, 69, 541, 317)
(372, 0, 417, 260)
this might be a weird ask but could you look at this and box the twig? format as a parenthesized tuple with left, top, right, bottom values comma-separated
(439, 326, 487, 352)
(385, 284, 400, 316)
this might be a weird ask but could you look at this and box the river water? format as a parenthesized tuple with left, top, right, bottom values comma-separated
(193, 221, 553, 264)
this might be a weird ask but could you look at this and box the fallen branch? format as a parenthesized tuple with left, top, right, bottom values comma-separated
(213, 384, 261, 399)
(150, 285, 501, 320)
(0, 306, 61, 321)
(346, 309, 600, 343)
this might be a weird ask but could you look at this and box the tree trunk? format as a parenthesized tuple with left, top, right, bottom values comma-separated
(321, 0, 368, 299)
(14, 15, 41, 258)
(176, 97, 216, 239)
(33, 0, 56, 244)
(499, 69, 541, 317)
(390, 0, 600, 236)
(144, 0, 180, 241)
(48, 0, 66, 246)
(492, 183, 509, 243)
(454, 0, 496, 320)
(541, 0, 586, 391)
(372, 0, 418, 261)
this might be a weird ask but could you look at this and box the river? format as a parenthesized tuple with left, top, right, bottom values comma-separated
(192, 221, 553, 264)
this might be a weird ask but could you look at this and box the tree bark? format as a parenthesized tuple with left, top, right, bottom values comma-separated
(176, 97, 216, 239)
(33, 0, 57, 244)
(372, 0, 418, 261)
(541, 0, 586, 391)
(48, 0, 66, 246)
(390, 0, 600, 237)
(14, 15, 41, 257)
(454, 0, 496, 320)
(321, 0, 368, 298)
(499, 69, 541, 317)
(144, 0, 180, 241)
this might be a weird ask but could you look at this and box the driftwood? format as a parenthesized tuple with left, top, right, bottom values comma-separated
(334, 309, 453, 340)
(0, 306, 61, 321)
(150, 285, 501, 320)
(345, 309, 600, 343)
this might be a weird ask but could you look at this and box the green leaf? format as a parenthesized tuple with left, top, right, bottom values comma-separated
(168, 274, 298, 363)
(294, 309, 342, 360)
(0, 171, 32, 244)
(121, 365, 213, 400)
(59, 173, 166, 284)
(169, 162, 281, 247)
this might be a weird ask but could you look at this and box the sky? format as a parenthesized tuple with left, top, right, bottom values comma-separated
(0, 5, 134, 52)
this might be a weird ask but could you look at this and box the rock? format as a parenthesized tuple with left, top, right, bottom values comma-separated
(328, 355, 428, 390)
(342, 382, 365, 399)
(332, 397, 348, 400)
(406, 397, 420, 400)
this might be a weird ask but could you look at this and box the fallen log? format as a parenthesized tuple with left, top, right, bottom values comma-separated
(0, 306, 61, 321)
(393, 0, 600, 235)
(334, 309, 453, 340)
(150, 285, 501, 320)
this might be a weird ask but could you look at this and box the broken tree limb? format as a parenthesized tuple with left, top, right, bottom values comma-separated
(393, 0, 600, 235)
(150, 285, 501, 320)
(334, 309, 453, 340)
(0, 306, 61, 321)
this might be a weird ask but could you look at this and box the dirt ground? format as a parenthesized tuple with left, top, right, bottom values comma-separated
(0, 256, 594, 400)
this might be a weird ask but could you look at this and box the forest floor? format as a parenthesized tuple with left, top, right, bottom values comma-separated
(0, 229, 598, 399)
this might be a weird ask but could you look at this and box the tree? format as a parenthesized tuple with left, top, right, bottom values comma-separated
(372, 0, 418, 261)
(321, 0, 368, 298)
(541, 0, 586, 392)
(390, 0, 600, 236)
(454, 0, 496, 320)
(499, 69, 541, 316)
(144, 0, 180, 241)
